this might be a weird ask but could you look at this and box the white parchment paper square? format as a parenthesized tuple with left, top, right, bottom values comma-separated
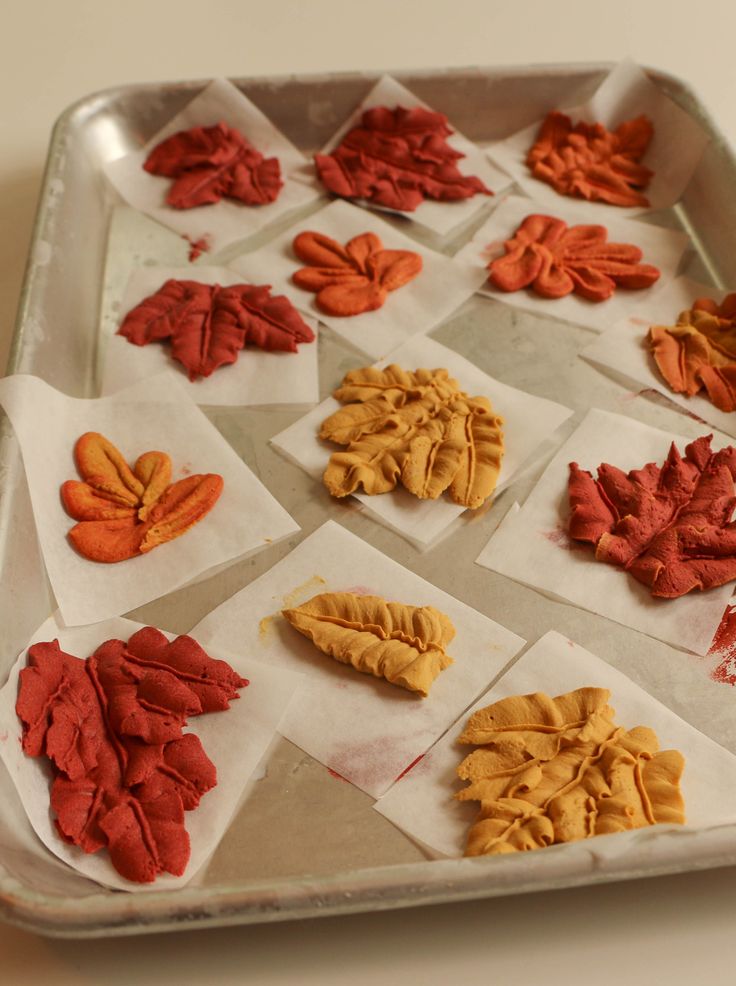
(311, 74, 511, 238)
(270, 334, 573, 549)
(476, 408, 734, 656)
(0, 614, 302, 892)
(100, 265, 319, 406)
(0, 374, 299, 626)
(454, 194, 690, 333)
(104, 78, 323, 254)
(229, 199, 489, 360)
(191, 520, 525, 799)
(375, 630, 736, 858)
(582, 276, 736, 437)
(488, 60, 710, 222)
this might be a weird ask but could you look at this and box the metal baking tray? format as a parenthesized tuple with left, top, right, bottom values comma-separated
(3, 63, 736, 937)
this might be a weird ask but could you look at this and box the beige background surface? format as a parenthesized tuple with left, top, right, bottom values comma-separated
(2, 1, 736, 982)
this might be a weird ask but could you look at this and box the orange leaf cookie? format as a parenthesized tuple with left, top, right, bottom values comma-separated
(649, 294, 736, 412)
(292, 231, 422, 316)
(526, 111, 654, 208)
(61, 432, 223, 563)
(488, 214, 660, 302)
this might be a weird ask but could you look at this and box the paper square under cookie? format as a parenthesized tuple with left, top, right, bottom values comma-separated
(454, 194, 689, 333)
(0, 614, 302, 892)
(374, 630, 736, 858)
(311, 73, 511, 238)
(476, 408, 734, 655)
(487, 60, 709, 223)
(100, 265, 319, 406)
(0, 374, 299, 626)
(270, 334, 573, 549)
(582, 276, 736, 438)
(104, 78, 323, 255)
(190, 521, 525, 799)
(229, 199, 489, 360)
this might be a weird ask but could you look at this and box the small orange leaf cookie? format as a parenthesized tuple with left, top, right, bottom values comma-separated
(292, 231, 422, 316)
(61, 432, 223, 563)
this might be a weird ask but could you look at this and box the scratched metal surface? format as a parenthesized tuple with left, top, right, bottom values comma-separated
(2, 64, 736, 937)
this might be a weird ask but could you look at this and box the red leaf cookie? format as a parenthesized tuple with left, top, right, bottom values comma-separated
(144, 122, 282, 208)
(16, 629, 248, 883)
(119, 279, 314, 380)
(315, 105, 491, 212)
(568, 435, 736, 597)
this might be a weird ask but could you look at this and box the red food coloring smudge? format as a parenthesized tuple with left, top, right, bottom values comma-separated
(15, 628, 248, 883)
(541, 527, 580, 550)
(681, 407, 709, 426)
(118, 278, 314, 380)
(707, 603, 736, 685)
(183, 234, 211, 261)
(327, 767, 349, 782)
(315, 105, 492, 212)
(144, 122, 282, 209)
(328, 736, 408, 792)
(394, 753, 426, 782)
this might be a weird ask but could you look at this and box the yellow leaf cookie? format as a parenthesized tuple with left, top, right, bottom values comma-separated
(282, 591, 455, 697)
(456, 687, 685, 856)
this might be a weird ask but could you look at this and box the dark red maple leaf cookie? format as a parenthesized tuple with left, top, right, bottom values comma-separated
(315, 105, 491, 212)
(118, 278, 315, 380)
(488, 214, 660, 302)
(144, 121, 282, 208)
(568, 435, 736, 598)
(16, 628, 248, 884)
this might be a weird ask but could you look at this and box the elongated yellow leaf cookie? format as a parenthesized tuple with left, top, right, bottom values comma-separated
(320, 365, 504, 509)
(281, 591, 455, 696)
(456, 687, 685, 856)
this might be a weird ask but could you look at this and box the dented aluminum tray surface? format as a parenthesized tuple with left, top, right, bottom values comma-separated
(3, 63, 736, 938)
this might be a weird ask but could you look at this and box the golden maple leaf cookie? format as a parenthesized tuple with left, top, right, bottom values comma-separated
(456, 687, 685, 856)
(319, 365, 504, 509)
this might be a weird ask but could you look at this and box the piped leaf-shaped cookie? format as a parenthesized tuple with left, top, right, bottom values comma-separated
(456, 687, 685, 857)
(320, 365, 504, 509)
(118, 279, 315, 381)
(61, 432, 223, 563)
(16, 631, 248, 883)
(281, 591, 455, 697)
(567, 435, 736, 597)
(649, 295, 736, 412)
